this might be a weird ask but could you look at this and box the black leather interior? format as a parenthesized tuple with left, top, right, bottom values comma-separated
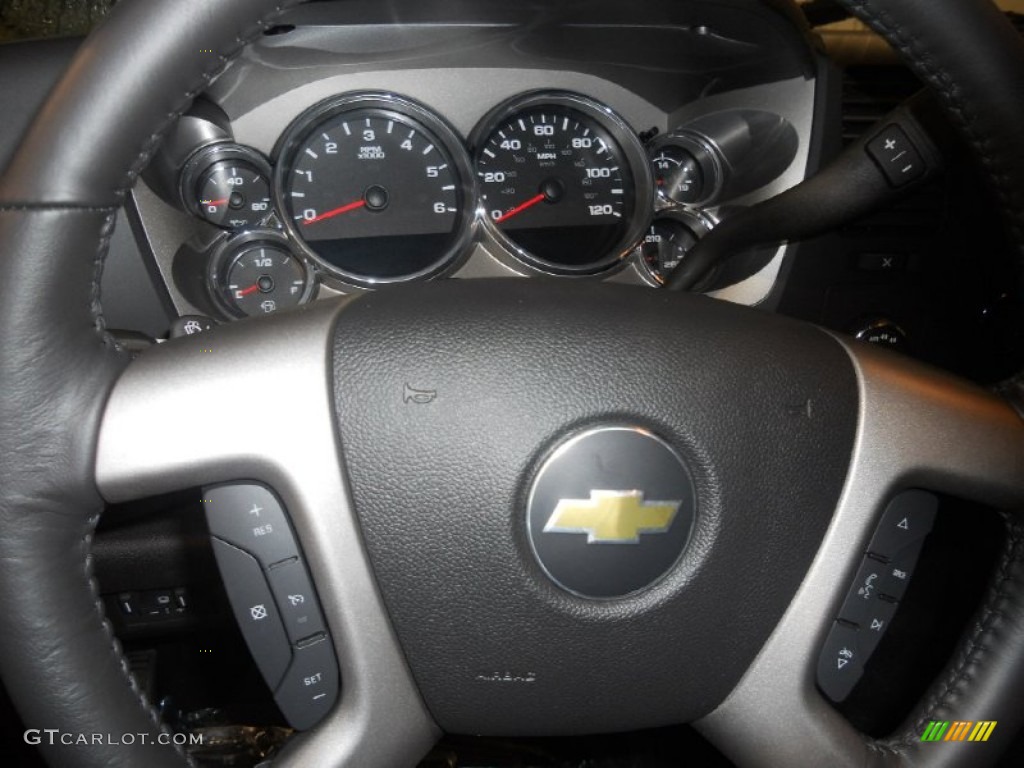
(833, 1, 1024, 764)
(0, 0, 1023, 766)
(836, 0, 1024, 295)
(0, 1, 302, 766)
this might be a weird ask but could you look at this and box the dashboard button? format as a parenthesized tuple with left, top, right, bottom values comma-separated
(274, 636, 339, 730)
(843, 556, 888, 608)
(866, 124, 925, 187)
(211, 538, 291, 690)
(855, 253, 907, 272)
(204, 484, 298, 567)
(837, 586, 898, 658)
(878, 539, 925, 601)
(267, 558, 327, 644)
(816, 621, 863, 703)
(867, 490, 937, 561)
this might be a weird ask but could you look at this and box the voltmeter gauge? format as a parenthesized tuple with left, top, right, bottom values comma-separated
(647, 133, 721, 206)
(650, 146, 704, 204)
(209, 232, 315, 318)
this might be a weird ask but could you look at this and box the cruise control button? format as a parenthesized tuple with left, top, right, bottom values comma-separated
(816, 622, 863, 703)
(211, 538, 291, 690)
(274, 637, 339, 730)
(267, 558, 327, 644)
(204, 484, 298, 567)
(867, 490, 937, 561)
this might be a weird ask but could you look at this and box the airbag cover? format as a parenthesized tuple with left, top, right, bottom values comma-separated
(331, 280, 857, 735)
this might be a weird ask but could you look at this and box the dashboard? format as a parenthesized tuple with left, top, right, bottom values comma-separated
(128, 0, 824, 322)
(4, 2, 1024, 766)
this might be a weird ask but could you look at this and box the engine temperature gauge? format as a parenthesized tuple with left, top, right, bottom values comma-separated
(210, 232, 315, 318)
(634, 210, 713, 285)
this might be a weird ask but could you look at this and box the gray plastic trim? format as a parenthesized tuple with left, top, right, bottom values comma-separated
(694, 336, 1024, 768)
(94, 299, 439, 768)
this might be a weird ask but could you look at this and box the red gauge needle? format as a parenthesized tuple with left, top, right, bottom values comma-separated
(203, 198, 229, 206)
(237, 284, 261, 297)
(302, 199, 366, 226)
(494, 193, 546, 224)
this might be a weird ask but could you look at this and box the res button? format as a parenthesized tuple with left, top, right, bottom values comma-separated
(204, 484, 298, 567)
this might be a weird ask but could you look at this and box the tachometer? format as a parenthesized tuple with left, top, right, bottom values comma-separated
(273, 93, 476, 286)
(471, 92, 652, 274)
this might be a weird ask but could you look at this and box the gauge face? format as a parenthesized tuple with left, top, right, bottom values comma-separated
(196, 161, 272, 230)
(650, 146, 704, 205)
(275, 95, 474, 285)
(212, 236, 313, 318)
(637, 219, 699, 284)
(634, 211, 712, 285)
(473, 94, 651, 274)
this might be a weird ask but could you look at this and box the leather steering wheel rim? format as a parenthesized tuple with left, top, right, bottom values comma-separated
(0, 1, 1022, 767)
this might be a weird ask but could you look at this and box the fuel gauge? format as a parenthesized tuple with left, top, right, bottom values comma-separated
(210, 232, 315, 318)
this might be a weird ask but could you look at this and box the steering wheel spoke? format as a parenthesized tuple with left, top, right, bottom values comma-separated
(696, 339, 1024, 767)
(95, 298, 439, 767)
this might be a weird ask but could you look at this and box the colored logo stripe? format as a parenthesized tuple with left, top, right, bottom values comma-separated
(921, 720, 997, 742)
(944, 721, 973, 741)
(969, 722, 998, 742)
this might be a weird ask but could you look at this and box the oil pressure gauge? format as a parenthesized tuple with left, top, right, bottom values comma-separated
(181, 143, 274, 231)
(209, 231, 315, 318)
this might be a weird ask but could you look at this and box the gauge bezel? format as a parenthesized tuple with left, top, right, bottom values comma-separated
(648, 132, 724, 207)
(634, 207, 717, 287)
(469, 91, 654, 277)
(207, 229, 317, 319)
(272, 92, 478, 288)
(179, 142, 273, 228)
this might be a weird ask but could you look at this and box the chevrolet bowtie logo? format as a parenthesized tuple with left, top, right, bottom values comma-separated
(544, 490, 681, 544)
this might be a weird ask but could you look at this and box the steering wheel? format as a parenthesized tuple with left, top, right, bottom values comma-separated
(1, 1, 1023, 766)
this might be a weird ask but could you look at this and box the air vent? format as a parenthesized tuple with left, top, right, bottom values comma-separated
(841, 66, 922, 145)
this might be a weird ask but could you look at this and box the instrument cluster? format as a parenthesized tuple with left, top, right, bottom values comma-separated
(159, 88, 790, 319)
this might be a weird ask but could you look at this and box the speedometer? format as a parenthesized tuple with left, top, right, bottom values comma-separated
(471, 92, 652, 274)
(273, 93, 476, 286)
